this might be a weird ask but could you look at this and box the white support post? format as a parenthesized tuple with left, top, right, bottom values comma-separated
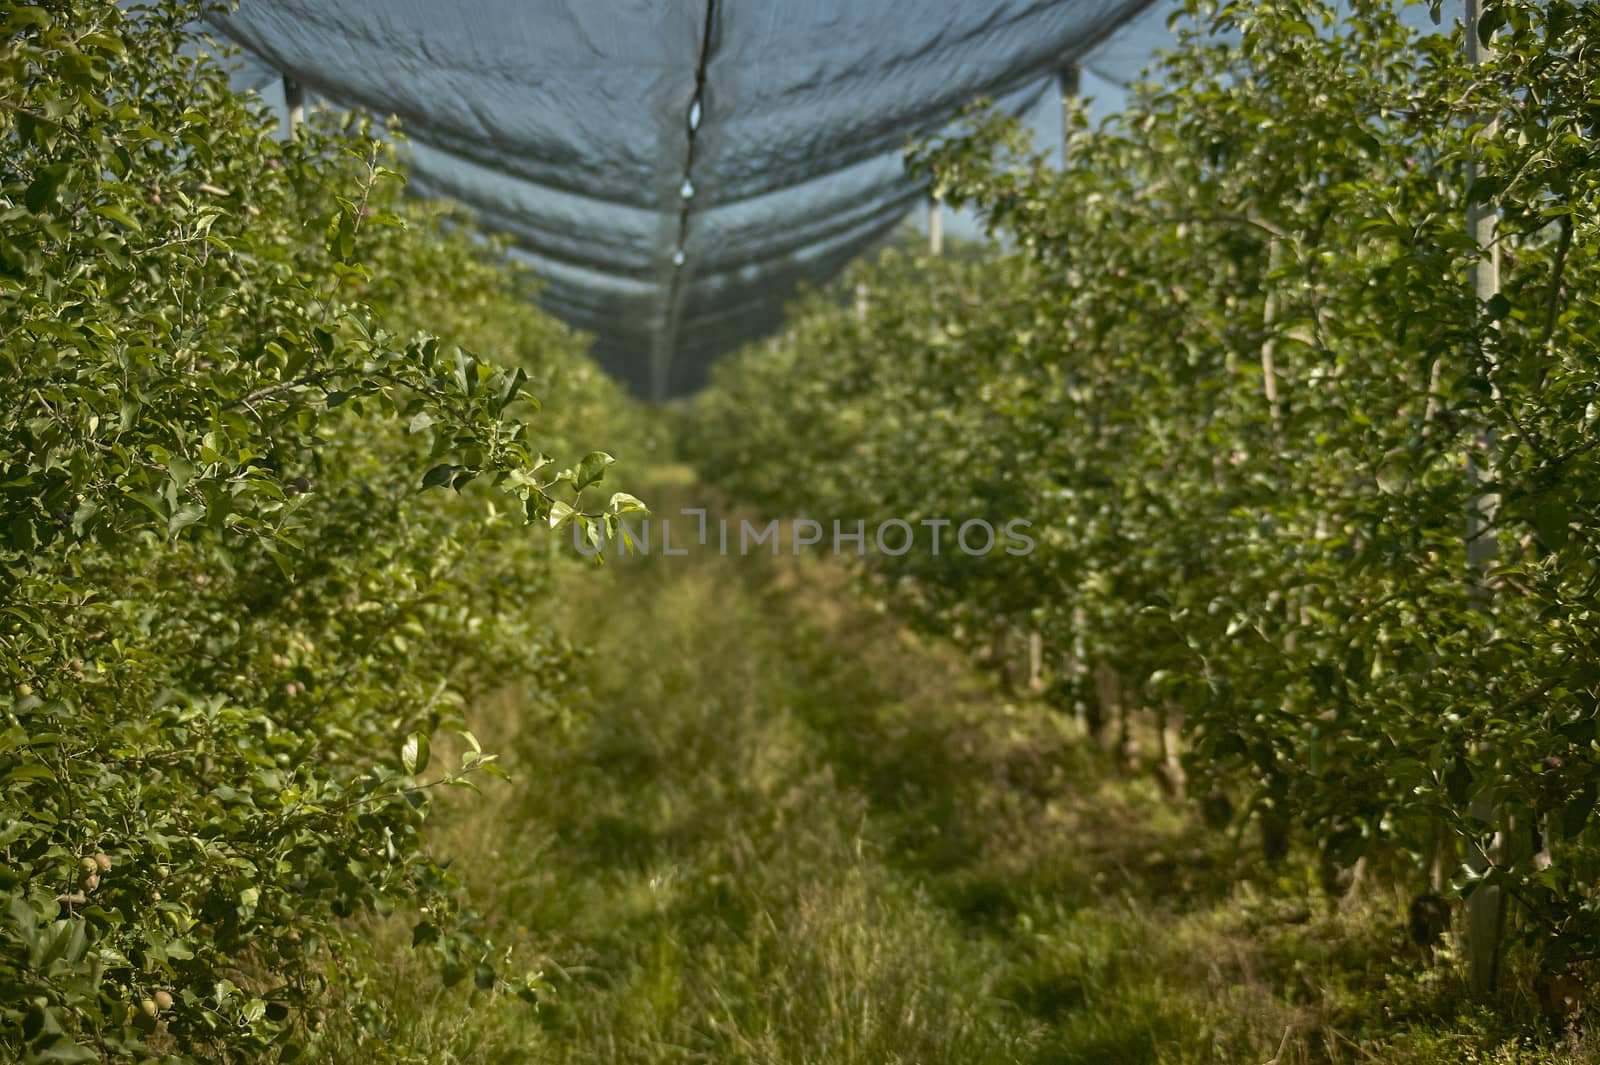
(284, 75, 305, 138)
(1057, 62, 1084, 711)
(1058, 63, 1080, 168)
(1462, 0, 1504, 1000)
(928, 196, 943, 257)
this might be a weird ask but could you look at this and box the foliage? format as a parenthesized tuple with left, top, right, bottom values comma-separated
(0, 2, 645, 1060)
(686, 0, 1600, 990)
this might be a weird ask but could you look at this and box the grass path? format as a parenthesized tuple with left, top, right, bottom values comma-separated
(329, 477, 1590, 1065)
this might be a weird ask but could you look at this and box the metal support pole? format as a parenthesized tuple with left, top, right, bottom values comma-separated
(284, 75, 304, 138)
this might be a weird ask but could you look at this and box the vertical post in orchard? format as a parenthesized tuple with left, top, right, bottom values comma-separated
(1033, 61, 1082, 699)
(1058, 62, 1080, 168)
(1261, 240, 1285, 444)
(1056, 61, 1092, 721)
(284, 75, 305, 138)
(1462, 0, 1504, 999)
(928, 195, 943, 256)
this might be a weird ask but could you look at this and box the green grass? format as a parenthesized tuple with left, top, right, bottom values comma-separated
(309, 481, 1596, 1065)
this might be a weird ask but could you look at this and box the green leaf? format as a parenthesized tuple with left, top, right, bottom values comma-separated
(573, 451, 614, 491)
(10, 895, 39, 953)
(167, 503, 206, 537)
(1534, 499, 1570, 550)
(24, 164, 70, 213)
(8, 7, 50, 30)
(169, 456, 196, 490)
(401, 731, 430, 775)
(69, 500, 98, 537)
(5, 764, 55, 786)
(1478, 0, 1507, 45)
(421, 463, 459, 489)
(92, 204, 142, 232)
(546, 499, 575, 528)
(26, 1036, 98, 1063)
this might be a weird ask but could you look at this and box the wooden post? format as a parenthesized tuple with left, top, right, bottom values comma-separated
(1462, 0, 1504, 999)
(284, 75, 304, 138)
(928, 196, 943, 256)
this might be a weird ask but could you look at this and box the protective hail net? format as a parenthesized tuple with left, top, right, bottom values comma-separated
(209, 0, 1152, 395)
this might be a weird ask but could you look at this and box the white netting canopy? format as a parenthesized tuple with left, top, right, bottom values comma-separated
(209, 1, 1153, 395)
